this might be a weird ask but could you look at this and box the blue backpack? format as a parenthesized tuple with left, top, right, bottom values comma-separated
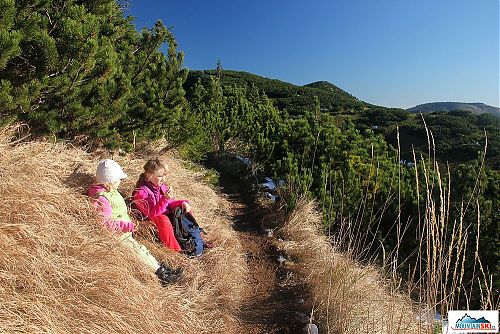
(170, 207, 205, 257)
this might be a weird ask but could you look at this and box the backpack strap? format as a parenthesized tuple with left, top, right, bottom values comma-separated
(172, 207, 188, 242)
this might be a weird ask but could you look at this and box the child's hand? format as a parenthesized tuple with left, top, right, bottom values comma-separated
(165, 186, 174, 199)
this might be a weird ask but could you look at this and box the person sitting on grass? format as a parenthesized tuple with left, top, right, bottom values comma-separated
(87, 159, 182, 286)
(133, 158, 213, 256)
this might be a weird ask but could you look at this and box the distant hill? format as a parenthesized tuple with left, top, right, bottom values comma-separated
(408, 102, 500, 118)
(185, 70, 367, 116)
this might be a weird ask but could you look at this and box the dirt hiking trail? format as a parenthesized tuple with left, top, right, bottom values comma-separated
(213, 164, 314, 334)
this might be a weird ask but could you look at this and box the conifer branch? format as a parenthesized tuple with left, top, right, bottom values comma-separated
(70, 64, 85, 90)
(49, 58, 72, 77)
(131, 46, 157, 82)
(17, 55, 36, 70)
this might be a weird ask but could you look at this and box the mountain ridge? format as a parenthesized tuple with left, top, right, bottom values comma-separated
(407, 102, 500, 118)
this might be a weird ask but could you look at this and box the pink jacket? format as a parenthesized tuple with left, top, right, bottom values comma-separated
(133, 180, 187, 219)
(87, 184, 135, 233)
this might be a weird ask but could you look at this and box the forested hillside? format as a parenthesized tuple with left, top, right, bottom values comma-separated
(185, 70, 500, 169)
(185, 70, 365, 116)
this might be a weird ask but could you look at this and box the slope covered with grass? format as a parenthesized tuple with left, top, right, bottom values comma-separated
(0, 125, 246, 334)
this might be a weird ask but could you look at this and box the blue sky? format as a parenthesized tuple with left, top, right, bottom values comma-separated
(127, 0, 499, 109)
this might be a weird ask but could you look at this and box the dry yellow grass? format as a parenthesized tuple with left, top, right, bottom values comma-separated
(0, 125, 247, 334)
(277, 199, 428, 334)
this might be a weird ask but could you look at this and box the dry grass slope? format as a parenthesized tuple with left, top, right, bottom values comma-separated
(0, 126, 247, 334)
(277, 200, 427, 334)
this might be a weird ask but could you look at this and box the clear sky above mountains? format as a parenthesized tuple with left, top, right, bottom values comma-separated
(127, 0, 499, 109)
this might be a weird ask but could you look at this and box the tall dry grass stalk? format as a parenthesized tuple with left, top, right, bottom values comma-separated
(0, 125, 247, 333)
(411, 119, 498, 321)
(277, 200, 424, 334)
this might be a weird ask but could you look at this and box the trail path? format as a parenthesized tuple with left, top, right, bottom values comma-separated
(214, 168, 312, 334)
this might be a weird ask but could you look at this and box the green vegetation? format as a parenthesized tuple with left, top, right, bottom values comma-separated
(0, 0, 187, 149)
(186, 70, 365, 116)
(381, 110, 500, 169)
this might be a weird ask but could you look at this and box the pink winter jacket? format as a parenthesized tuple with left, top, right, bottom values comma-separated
(87, 184, 135, 232)
(133, 180, 187, 219)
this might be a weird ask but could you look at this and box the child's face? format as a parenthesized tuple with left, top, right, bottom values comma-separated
(111, 180, 121, 190)
(148, 168, 168, 187)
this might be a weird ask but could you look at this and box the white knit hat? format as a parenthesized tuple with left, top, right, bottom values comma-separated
(96, 159, 127, 184)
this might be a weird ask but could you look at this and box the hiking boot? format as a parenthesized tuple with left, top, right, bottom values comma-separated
(158, 263, 183, 275)
(165, 266, 183, 277)
(156, 268, 182, 286)
(155, 265, 183, 286)
(185, 250, 203, 258)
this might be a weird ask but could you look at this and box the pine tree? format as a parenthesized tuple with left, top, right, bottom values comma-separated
(0, 0, 187, 148)
(119, 21, 188, 145)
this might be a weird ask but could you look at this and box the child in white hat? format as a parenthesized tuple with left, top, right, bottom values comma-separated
(88, 159, 182, 285)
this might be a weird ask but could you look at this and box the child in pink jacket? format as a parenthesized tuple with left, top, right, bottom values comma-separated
(132, 158, 190, 251)
(88, 159, 181, 285)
